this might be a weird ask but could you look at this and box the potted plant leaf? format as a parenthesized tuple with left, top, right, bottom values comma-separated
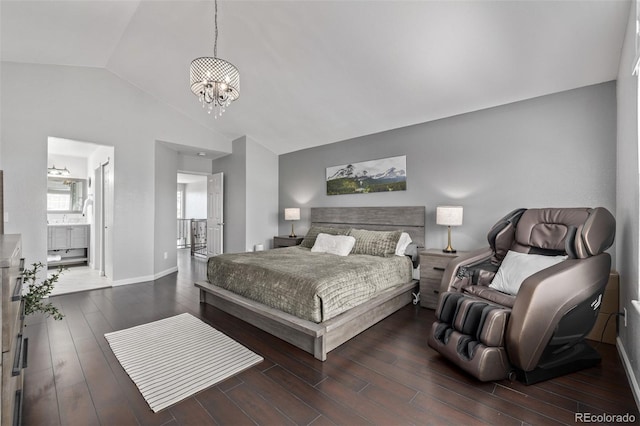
(21, 262, 65, 320)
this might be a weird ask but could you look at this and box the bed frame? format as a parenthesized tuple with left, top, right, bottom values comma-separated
(195, 206, 425, 361)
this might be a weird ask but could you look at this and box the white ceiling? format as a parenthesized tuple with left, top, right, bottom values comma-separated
(1, 0, 631, 155)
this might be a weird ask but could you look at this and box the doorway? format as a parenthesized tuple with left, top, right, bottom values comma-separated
(47, 137, 115, 295)
(176, 172, 223, 257)
(177, 173, 208, 257)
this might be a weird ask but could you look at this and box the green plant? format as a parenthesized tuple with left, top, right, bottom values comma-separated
(21, 262, 65, 320)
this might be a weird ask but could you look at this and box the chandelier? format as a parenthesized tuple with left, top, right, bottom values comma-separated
(189, 0, 240, 118)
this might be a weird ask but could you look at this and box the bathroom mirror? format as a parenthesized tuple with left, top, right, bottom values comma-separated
(47, 177, 87, 213)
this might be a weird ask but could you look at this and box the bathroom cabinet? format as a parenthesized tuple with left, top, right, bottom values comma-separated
(47, 224, 89, 266)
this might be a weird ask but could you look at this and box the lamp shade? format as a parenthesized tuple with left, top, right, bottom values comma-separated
(436, 206, 463, 226)
(284, 208, 300, 221)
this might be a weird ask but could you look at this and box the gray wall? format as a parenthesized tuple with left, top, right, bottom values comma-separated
(279, 82, 617, 255)
(616, 5, 640, 406)
(178, 154, 215, 174)
(245, 136, 279, 251)
(154, 142, 179, 276)
(213, 137, 247, 254)
(212, 136, 280, 253)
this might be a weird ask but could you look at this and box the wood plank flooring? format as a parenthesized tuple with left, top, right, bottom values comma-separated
(22, 254, 639, 425)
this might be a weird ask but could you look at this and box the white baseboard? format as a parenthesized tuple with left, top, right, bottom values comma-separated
(616, 336, 640, 411)
(111, 266, 178, 287)
(111, 275, 154, 287)
(154, 266, 178, 280)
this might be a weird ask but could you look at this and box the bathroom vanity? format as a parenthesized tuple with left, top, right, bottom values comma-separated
(47, 224, 89, 267)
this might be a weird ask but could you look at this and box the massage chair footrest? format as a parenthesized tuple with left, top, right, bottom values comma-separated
(436, 292, 511, 347)
(428, 323, 512, 382)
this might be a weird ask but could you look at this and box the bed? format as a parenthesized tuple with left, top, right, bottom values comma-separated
(195, 206, 425, 361)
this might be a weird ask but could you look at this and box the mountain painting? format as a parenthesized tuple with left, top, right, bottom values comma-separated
(326, 155, 407, 195)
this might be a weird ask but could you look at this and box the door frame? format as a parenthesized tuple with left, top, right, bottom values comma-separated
(100, 158, 114, 278)
(208, 172, 224, 256)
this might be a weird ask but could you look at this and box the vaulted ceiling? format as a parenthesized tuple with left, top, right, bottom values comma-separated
(1, 0, 631, 155)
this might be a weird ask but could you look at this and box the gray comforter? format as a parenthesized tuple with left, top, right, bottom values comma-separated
(207, 246, 412, 323)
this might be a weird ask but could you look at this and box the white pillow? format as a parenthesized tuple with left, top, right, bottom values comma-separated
(311, 233, 356, 257)
(489, 250, 567, 295)
(395, 232, 413, 256)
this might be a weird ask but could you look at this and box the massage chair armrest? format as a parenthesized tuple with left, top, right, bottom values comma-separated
(506, 253, 611, 371)
(440, 247, 494, 293)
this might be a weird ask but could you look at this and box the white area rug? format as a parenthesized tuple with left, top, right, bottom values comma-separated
(104, 313, 263, 412)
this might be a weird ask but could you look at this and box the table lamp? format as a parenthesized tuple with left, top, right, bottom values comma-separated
(284, 208, 301, 237)
(436, 206, 463, 253)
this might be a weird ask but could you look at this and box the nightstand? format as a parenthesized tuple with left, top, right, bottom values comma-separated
(273, 235, 304, 248)
(419, 249, 462, 309)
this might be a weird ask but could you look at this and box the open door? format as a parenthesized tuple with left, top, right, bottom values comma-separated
(101, 159, 114, 277)
(207, 172, 223, 256)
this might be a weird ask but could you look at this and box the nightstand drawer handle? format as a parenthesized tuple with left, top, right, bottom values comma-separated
(13, 389, 22, 426)
(22, 338, 28, 370)
(12, 335, 26, 376)
(11, 276, 23, 302)
(432, 266, 446, 272)
(433, 289, 439, 294)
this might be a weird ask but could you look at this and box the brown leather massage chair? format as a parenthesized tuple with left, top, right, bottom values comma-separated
(427, 207, 616, 384)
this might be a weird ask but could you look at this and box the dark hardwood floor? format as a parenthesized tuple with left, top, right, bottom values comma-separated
(23, 252, 639, 425)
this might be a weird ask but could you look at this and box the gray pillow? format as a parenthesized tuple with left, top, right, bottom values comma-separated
(300, 225, 351, 248)
(348, 229, 402, 257)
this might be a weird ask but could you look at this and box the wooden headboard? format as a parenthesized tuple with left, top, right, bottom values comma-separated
(310, 206, 425, 247)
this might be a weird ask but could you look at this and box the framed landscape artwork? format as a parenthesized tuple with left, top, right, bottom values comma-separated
(326, 155, 407, 195)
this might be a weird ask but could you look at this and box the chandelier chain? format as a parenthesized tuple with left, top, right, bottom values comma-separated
(214, 0, 218, 58)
